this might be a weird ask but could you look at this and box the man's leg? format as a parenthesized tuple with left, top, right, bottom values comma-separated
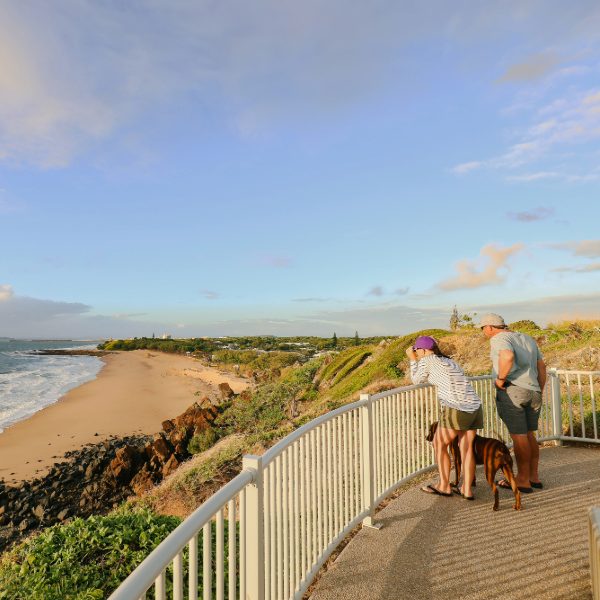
(458, 430, 476, 497)
(434, 426, 458, 494)
(528, 431, 540, 484)
(509, 433, 531, 488)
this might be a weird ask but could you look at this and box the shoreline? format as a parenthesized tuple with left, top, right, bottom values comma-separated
(0, 350, 249, 483)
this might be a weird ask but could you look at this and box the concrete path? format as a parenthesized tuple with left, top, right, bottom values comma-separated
(310, 446, 600, 600)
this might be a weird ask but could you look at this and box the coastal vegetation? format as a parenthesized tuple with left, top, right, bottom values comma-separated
(2, 320, 599, 597)
(0, 507, 181, 600)
(97, 334, 387, 357)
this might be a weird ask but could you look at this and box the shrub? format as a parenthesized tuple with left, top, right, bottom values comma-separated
(188, 428, 219, 454)
(217, 359, 321, 436)
(0, 508, 181, 600)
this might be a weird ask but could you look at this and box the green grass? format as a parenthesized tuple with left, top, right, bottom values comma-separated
(328, 329, 450, 401)
(318, 346, 370, 384)
(0, 507, 181, 600)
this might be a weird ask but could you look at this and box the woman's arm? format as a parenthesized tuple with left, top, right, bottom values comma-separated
(409, 358, 429, 384)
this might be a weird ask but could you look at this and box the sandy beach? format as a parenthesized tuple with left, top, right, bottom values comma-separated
(0, 351, 249, 483)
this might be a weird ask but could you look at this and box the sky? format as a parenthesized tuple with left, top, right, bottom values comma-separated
(0, 1, 599, 339)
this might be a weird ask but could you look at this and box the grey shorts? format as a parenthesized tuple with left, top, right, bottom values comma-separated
(496, 384, 542, 435)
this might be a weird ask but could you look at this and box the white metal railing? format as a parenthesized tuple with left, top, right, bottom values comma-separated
(553, 369, 600, 443)
(110, 369, 600, 600)
(109, 471, 253, 600)
(591, 508, 600, 600)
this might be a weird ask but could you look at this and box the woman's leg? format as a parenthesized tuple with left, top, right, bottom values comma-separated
(458, 430, 476, 498)
(434, 426, 458, 494)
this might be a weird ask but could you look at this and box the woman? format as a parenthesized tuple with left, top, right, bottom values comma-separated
(405, 335, 483, 499)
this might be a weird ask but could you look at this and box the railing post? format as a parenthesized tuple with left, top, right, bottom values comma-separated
(360, 394, 381, 529)
(550, 368, 563, 446)
(590, 507, 600, 600)
(242, 455, 265, 600)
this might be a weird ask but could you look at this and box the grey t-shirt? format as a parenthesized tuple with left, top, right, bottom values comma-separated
(489, 331, 544, 391)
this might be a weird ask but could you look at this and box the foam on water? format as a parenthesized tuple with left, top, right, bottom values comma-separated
(0, 341, 103, 432)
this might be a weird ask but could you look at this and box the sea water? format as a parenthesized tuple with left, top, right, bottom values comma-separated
(0, 340, 103, 433)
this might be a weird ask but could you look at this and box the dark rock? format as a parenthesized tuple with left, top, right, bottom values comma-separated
(162, 454, 180, 478)
(57, 509, 69, 521)
(218, 382, 235, 400)
(161, 419, 175, 433)
(150, 436, 172, 464)
(130, 465, 155, 496)
(18, 519, 30, 532)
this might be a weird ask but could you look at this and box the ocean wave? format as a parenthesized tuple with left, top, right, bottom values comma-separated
(0, 346, 103, 432)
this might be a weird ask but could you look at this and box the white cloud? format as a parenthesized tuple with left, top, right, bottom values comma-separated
(3, 2, 600, 167)
(0, 284, 14, 301)
(452, 66, 600, 179)
(367, 286, 384, 297)
(553, 262, 600, 273)
(497, 52, 561, 83)
(261, 255, 293, 268)
(452, 161, 483, 174)
(507, 172, 560, 182)
(551, 239, 600, 258)
(200, 290, 220, 300)
(438, 243, 524, 291)
(507, 206, 554, 221)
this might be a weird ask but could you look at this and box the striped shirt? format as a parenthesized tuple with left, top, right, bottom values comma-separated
(410, 355, 481, 413)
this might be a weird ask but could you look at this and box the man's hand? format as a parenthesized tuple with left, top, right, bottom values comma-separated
(495, 378, 506, 389)
(405, 347, 417, 361)
(537, 359, 547, 391)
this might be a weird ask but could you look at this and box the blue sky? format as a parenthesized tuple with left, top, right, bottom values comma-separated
(0, 1, 599, 338)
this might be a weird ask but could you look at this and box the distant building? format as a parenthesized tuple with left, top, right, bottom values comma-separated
(161, 333, 172, 340)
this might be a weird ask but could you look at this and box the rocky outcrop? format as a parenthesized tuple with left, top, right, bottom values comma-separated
(0, 400, 221, 553)
(0, 435, 149, 552)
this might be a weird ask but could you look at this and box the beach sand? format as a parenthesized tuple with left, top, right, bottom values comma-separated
(0, 350, 249, 483)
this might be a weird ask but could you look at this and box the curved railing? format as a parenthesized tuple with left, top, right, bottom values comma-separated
(109, 369, 599, 600)
(110, 470, 253, 600)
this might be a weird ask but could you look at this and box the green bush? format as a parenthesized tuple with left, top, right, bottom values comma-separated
(188, 428, 219, 454)
(0, 508, 181, 600)
(217, 359, 321, 436)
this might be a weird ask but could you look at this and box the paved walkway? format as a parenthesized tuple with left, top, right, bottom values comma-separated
(310, 446, 600, 600)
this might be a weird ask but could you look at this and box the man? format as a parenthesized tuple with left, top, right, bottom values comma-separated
(480, 313, 547, 493)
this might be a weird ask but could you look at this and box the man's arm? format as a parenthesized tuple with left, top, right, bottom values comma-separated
(537, 359, 547, 391)
(496, 349, 514, 389)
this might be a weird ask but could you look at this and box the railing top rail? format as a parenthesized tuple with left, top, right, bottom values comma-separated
(108, 469, 253, 600)
(369, 382, 432, 401)
(263, 381, 444, 465)
(466, 374, 495, 381)
(262, 397, 367, 466)
(553, 369, 600, 376)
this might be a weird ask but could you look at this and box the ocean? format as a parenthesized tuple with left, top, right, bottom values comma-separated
(0, 340, 103, 433)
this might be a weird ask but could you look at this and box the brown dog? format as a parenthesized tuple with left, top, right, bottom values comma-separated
(426, 421, 521, 511)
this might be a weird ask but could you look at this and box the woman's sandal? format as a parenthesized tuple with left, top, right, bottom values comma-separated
(421, 484, 452, 497)
(451, 485, 474, 500)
